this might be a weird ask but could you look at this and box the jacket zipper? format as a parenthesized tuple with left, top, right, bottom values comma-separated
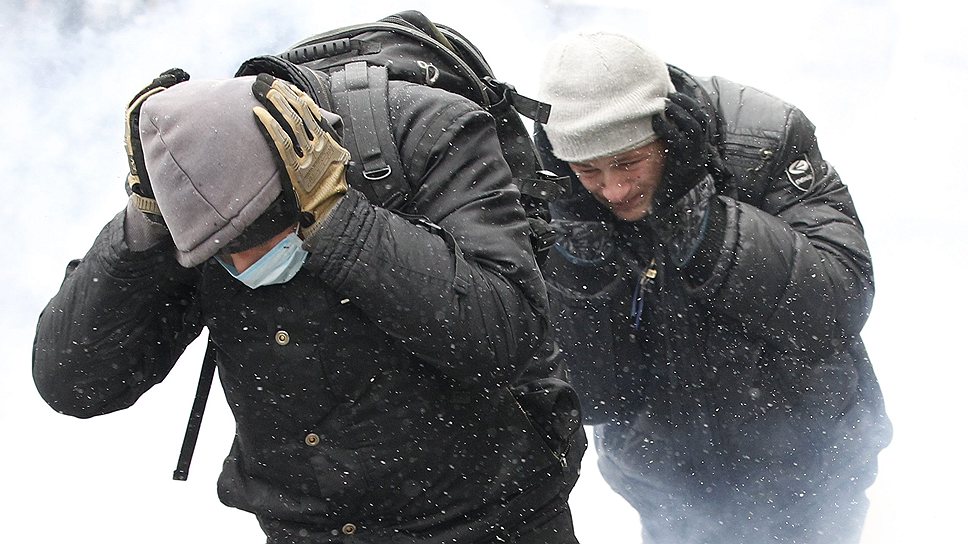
(721, 141, 775, 173)
(630, 258, 658, 329)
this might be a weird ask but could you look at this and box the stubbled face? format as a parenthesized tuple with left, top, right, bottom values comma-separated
(568, 140, 666, 222)
(229, 225, 296, 272)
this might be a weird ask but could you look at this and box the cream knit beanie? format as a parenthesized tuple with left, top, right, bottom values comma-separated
(537, 32, 674, 163)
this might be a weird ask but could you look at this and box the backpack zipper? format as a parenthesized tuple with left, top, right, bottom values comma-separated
(286, 22, 492, 107)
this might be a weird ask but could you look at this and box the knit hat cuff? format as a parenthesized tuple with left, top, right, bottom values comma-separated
(547, 114, 660, 163)
(536, 31, 674, 164)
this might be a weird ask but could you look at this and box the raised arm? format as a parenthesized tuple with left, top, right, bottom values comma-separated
(33, 208, 202, 417)
(689, 106, 873, 356)
(305, 87, 549, 387)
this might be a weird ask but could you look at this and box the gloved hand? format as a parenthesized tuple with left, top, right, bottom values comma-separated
(647, 92, 724, 266)
(124, 68, 190, 224)
(251, 74, 350, 240)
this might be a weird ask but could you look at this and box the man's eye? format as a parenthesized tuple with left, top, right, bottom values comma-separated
(615, 160, 642, 170)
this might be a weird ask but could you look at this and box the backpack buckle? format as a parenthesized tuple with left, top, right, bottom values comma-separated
(363, 166, 392, 180)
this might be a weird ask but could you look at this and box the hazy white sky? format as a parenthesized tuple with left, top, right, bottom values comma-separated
(2, 1, 966, 542)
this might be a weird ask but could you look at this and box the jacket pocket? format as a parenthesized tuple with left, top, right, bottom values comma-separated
(511, 377, 583, 468)
(308, 445, 372, 515)
(774, 348, 860, 425)
(705, 326, 804, 460)
(708, 325, 860, 467)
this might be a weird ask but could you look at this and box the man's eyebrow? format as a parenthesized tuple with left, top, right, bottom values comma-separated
(613, 150, 646, 162)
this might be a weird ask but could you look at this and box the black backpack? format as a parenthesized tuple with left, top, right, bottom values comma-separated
(173, 10, 570, 481)
(236, 9, 568, 262)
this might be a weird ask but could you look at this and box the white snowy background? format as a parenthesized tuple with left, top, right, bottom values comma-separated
(1, 0, 965, 542)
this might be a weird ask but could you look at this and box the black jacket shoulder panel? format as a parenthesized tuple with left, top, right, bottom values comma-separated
(690, 74, 823, 210)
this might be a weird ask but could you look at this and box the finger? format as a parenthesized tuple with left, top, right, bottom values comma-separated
(128, 68, 189, 107)
(264, 87, 311, 156)
(254, 75, 331, 148)
(668, 93, 710, 131)
(127, 85, 166, 115)
(276, 82, 326, 140)
(251, 75, 287, 128)
(252, 74, 304, 155)
(157, 67, 190, 86)
(668, 92, 701, 111)
(251, 73, 275, 104)
(653, 101, 700, 151)
(270, 80, 326, 145)
(125, 85, 167, 171)
(652, 102, 676, 142)
(664, 101, 704, 138)
(253, 106, 300, 168)
(291, 93, 327, 142)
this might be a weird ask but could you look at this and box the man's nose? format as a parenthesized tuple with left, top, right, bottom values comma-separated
(599, 171, 633, 203)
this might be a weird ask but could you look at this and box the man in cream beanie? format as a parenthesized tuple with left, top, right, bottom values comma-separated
(536, 31, 892, 544)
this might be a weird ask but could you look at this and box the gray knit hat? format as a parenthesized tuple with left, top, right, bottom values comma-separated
(139, 76, 287, 268)
(537, 32, 674, 163)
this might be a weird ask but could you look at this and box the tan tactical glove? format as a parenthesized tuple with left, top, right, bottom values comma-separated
(251, 74, 350, 240)
(124, 68, 190, 223)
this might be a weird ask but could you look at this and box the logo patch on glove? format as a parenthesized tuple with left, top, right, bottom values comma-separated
(786, 155, 815, 192)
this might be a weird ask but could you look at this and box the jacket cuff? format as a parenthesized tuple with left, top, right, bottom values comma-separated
(683, 196, 739, 300)
(301, 188, 371, 285)
(684, 197, 727, 285)
(123, 198, 170, 252)
(96, 210, 187, 280)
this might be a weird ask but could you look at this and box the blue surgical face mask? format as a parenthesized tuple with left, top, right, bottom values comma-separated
(218, 232, 308, 289)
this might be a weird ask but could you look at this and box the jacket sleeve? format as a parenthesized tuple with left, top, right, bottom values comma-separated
(32, 211, 203, 418)
(301, 87, 549, 388)
(688, 106, 873, 356)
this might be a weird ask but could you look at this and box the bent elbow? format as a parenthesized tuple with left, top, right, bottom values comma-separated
(33, 372, 103, 419)
(838, 256, 875, 335)
(840, 280, 874, 336)
(32, 348, 120, 419)
(460, 310, 549, 390)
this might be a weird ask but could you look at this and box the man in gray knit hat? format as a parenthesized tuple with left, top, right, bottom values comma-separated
(535, 32, 892, 544)
(33, 67, 584, 542)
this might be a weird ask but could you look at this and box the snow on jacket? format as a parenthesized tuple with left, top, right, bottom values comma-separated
(33, 80, 583, 543)
(539, 66, 892, 502)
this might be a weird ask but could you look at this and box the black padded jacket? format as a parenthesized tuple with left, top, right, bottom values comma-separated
(539, 66, 891, 504)
(34, 81, 584, 544)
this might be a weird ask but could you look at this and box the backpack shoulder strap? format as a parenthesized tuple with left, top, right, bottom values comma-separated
(235, 55, 335, 112)
(329, 61, 409, 210)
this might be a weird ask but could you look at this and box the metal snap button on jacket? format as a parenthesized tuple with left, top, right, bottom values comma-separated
(341, 523, 357, 535)
(275, 330, 290, 345)
(304, 433, 320, 447)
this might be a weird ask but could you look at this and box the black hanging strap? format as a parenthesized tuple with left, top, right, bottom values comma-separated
(172, 337, 218, 481)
